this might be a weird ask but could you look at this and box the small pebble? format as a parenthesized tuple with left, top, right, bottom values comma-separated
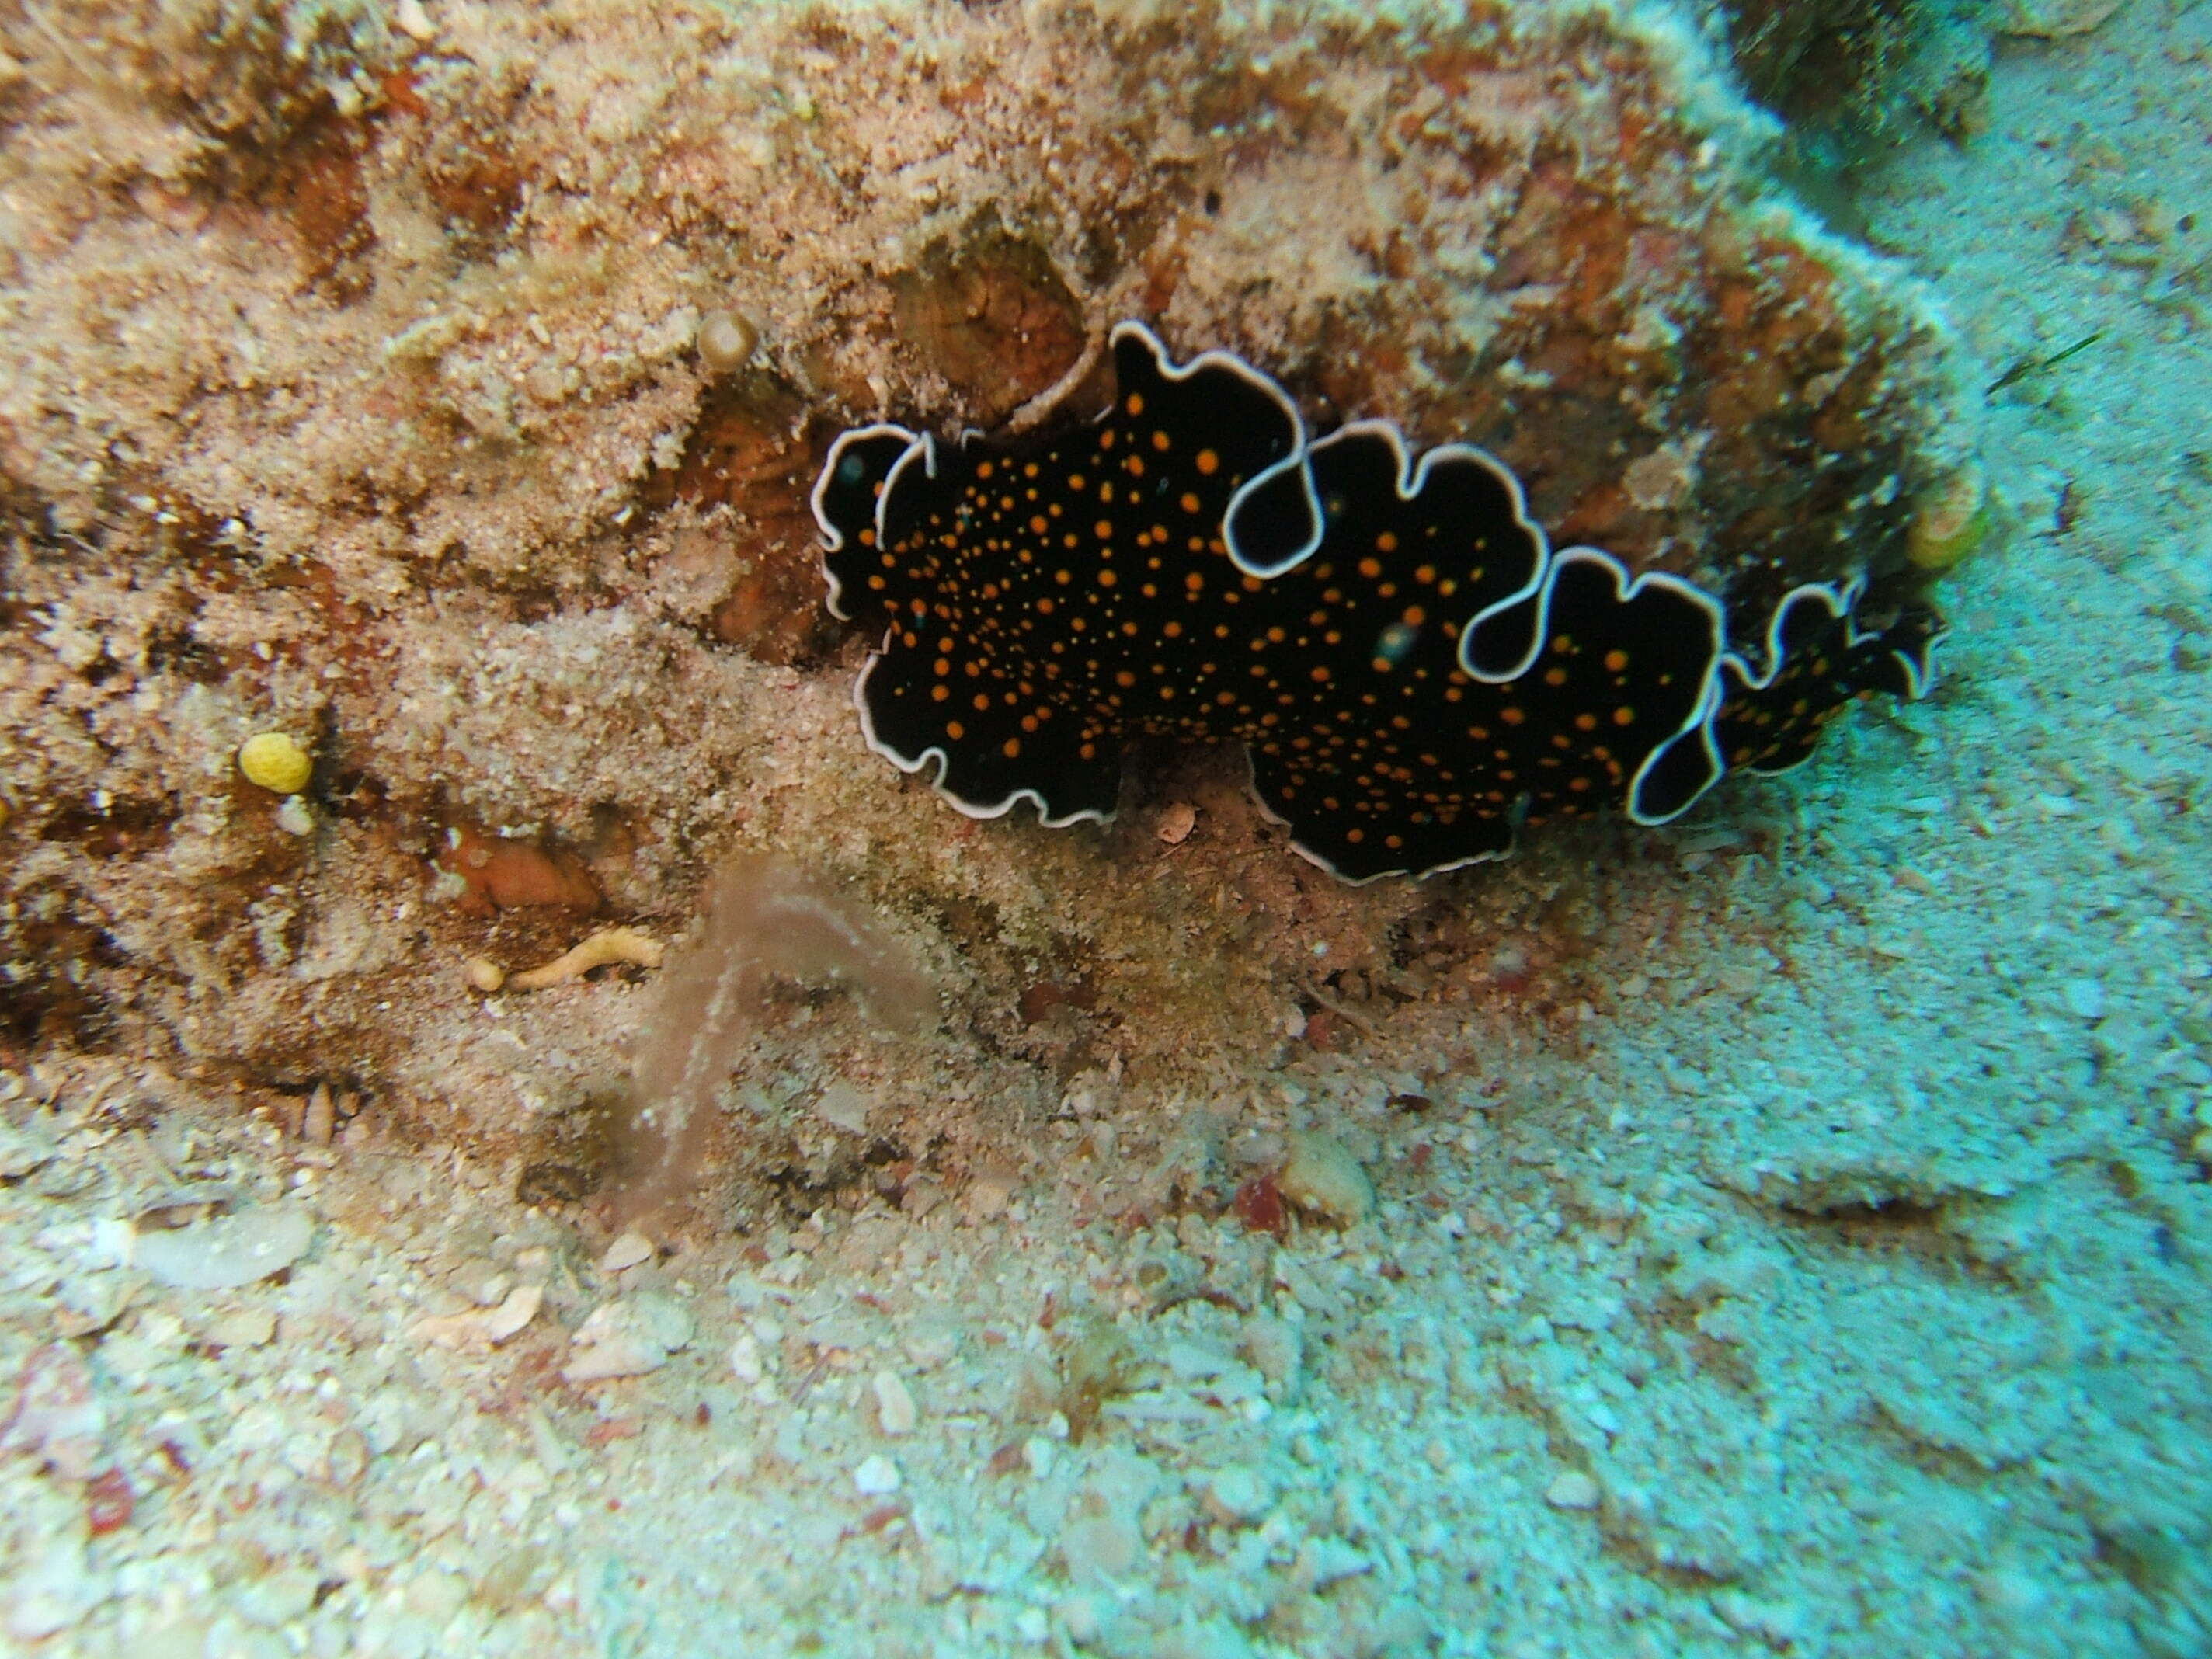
(237, 732, 313, 795)
(853, 1454, 901, 1496)
(1203, 1463, 1270, 1524)
(600, 1233, 654, 1273)
(1545, 1470, 1602, 1511)
(464, 956, 506, 993)
(1023, 1435, 1056, 1479)
(2061, 976, 2107, 1020)
(1295, 1536, 1372, 1588)
(873, 1369, 918, 1436)
(236, 1567, 319, 1628)
(814, 1081, 875, 1136)
(202, 1306, 276, 1349)
(1059, 1513, 1140, 1584)
(273, 795, 315, 837)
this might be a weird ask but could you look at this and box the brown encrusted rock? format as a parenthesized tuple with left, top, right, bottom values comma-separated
(0, 0, 1978, 1118)
(648, 372, 840, 665)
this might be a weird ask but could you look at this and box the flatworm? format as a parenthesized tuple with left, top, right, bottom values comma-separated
(813, 323, 1945, 883)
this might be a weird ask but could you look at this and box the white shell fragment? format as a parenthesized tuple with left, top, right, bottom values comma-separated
(133, 1203, 315, 1291)
(411, 1284, 543, 1351)
(814, 1081, 875, 1136)
(599, 1232, 655, 1273)
(1275, 1131, 1376, 1226)
(562, 1292, 696, 1382)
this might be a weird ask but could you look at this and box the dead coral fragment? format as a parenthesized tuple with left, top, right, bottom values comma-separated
(505, 927, 665, 992)
(614, 855, 936, 1221)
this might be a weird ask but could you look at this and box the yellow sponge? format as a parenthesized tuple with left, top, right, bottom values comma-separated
(237, 732, 313, 795)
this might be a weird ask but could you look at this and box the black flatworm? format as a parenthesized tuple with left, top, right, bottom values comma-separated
(813, 323, 1944, 882)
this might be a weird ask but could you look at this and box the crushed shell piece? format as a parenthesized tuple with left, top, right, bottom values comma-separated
(599, 1233, 654, 1272)
(412, 1285, 544, 1349)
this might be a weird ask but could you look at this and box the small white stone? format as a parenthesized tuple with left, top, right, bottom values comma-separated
(1545, 1470, 1602, 1510)
(1023, 1435, 1056, 1479)
(202, 1306, 277, 1349)
(236, 1567, 319, 1628)
(406, 1569, 470, 1622)
(5, 1535, 102, 1640)
(729, 1333, 764, 1382)
(0, 1115, 59, 1180)
(873, 1369, 918, 1436)
(1294, 1536, 1371, 1589)
(2061, 977, 2107, 1020)
(964, 1169, 1016, 1222)
(1165, 1338, 1233, 1381)
(1712, 1590, 1804, 1643)
(1059, 1513, 1140, 1584)
(599, 1233, 653, 1273)
(853, 1454, 901, 1496)
(1203, 1464, 1270, 1524)
(274, 795, 315, 836)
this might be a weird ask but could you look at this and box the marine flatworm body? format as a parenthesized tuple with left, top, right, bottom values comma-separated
(813, 324, 1945, 882)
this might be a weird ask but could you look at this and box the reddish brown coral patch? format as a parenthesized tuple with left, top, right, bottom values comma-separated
(1018, 980, 1097, 1027)
(434, 822, 602, 917)
(1233, 1172, 1288, 1239)
(85, 1467, 134, 1536)
(891, 215, 1087, 425)
(253, 115, 375, 295)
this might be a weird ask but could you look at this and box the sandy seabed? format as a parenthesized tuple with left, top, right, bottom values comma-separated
(2, 2, 2210, 1657)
